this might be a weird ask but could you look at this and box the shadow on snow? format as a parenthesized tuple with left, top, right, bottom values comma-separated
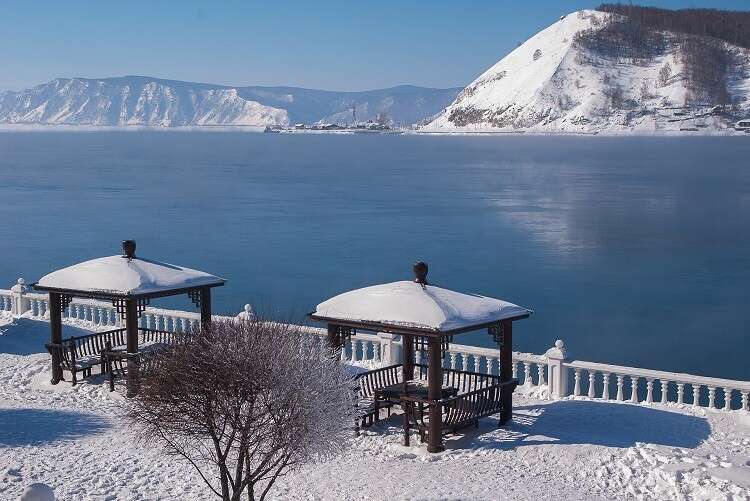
(0, 408, 110, 447)
(0, 318, 92, 355)
(449, 400, 710, 450)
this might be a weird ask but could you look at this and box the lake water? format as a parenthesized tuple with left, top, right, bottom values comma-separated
(1, 132, 748, 380)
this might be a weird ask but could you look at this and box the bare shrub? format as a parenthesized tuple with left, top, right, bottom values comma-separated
(128, 318, 355, 501)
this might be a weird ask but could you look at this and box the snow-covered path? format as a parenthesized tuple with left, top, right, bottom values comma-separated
(1, 316, 749, 500)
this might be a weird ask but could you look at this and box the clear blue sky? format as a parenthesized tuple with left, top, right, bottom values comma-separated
(1, 0, 748, 91)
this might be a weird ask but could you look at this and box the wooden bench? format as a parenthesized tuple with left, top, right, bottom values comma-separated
(46, 328, 127, 385)
(353, 363, 403, 433)
(45, 327, 183, 386)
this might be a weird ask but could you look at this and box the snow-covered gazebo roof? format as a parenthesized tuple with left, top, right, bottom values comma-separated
(311, 277, 530, 336)
(34, 242, 224, 298)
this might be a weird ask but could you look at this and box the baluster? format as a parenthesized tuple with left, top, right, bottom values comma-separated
(537, 363, 546, 386)
(511, 360, 518, 379)
(660, 380, 669, 404)
(692, 385, 701, 407)
(473, 355, 481, 373)
(677, 383, 685, 404)
(363, 341, 371, 361)
(587, 371, 596, 398)
(29, 299, 36, 317)
(630, 377, 640, 403)
(449, 352, 457, 369)
(523, 362, 531, 386)
(724, 388, 733, 412)
(646, 379, 654, 403)
(573, 369, 582, 396)
(708, 387, 716, 409)
(373, 341, 380, 361)
(602, 373, 610, 400)
(340, 341, 347, 362)
(616, 375, 625, 401)
(742, 392, 749, 411)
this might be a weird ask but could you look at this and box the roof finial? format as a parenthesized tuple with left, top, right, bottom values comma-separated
(122, 239, 136, 260)
(413, 261, 428, 287)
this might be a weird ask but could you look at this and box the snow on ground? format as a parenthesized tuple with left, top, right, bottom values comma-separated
(1, 316, 749, 500)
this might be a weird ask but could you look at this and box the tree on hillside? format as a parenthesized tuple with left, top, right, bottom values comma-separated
(658, 63, 672, 87)
(128, 318, 355, 501)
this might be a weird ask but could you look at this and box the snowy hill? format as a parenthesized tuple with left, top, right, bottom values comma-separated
(0, 77, 460, 128)
(0, 77, 289, 128)
(238, 85, 460, 126)
(423, 9, 750, 134)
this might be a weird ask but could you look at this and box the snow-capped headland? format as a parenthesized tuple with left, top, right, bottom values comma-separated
(423, 9, 750, 135)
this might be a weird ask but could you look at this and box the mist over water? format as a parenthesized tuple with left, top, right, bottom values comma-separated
(1, 132, 748, 380)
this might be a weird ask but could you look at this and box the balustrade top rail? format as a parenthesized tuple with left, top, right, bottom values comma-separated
(567, 359, 750, 392)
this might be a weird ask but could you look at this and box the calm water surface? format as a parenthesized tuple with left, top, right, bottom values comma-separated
(1, 132, 748, 379)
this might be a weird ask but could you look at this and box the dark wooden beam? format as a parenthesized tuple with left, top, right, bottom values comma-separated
(125, 298, 139, 398)
(427, 336, 444, 453)
(499, 320, 513, 425)
(308, 312, 530, 338)
(49, 292, 63, 384)
(402, 334, 415, 381)
(200, 286, 212, 328)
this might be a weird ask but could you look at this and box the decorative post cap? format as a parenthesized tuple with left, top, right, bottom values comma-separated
(122, 240, 136, 259)
(238, 303, 256, 321)
(545, 339, 569, 360)
(11, 278, 28, 293)
(413, 261, 429, 286)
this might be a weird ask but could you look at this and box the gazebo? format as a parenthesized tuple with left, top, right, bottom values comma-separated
(33, 240, 225, 396)
(310, 262, 531, 453)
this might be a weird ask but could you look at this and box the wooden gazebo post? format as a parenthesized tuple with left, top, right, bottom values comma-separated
(200, 285, 212, 329)
(426, 336, 444, 453)
(48, 292, 64, 384)
(402, 334, 415, 381)
(499, 319, 513, 425)
(125, 298, 139, 398)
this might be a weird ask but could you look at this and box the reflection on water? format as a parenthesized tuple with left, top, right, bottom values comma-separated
(0, 133, 748, 379)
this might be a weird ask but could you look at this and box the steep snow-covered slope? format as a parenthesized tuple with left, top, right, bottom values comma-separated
(423, 10, 750, 134)
(0, 77, 460, 128)
(0, 77, 288, 127)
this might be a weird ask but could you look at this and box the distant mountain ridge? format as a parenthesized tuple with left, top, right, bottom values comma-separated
(0, 76, 460, 128)
(423, 7, 750, 134)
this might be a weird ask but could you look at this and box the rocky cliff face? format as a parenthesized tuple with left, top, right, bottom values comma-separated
(423, 10, 750, 134)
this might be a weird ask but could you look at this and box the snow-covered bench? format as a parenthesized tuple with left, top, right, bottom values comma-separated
(353, 363, 403, 432)
(353, 362, 518, 439)
(45, 327, 184, 385)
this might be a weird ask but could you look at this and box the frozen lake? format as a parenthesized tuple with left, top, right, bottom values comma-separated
(1, 132, 748, 379)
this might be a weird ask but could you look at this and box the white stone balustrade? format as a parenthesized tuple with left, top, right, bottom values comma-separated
(565, 359, 750, 412)
(6, 275, 750, 413)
